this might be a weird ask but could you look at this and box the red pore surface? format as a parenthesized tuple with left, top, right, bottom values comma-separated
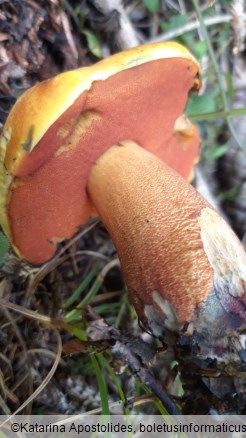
(9, 58, 199, 263)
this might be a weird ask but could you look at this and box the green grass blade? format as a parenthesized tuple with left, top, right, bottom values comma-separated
(91, 354, 110, 415)
(0, 232, 9, 265)
(99, 354, 131, 415)
(65, 275, 103, 322)
(64, 262, 100, 309)
(190, 107, 246, 122)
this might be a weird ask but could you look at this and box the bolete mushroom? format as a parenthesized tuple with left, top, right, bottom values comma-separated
(1, 41, 246, 363)
(0, 42, 200, 264)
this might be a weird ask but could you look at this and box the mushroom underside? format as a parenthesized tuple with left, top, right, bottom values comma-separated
(6, 58, 199, 263)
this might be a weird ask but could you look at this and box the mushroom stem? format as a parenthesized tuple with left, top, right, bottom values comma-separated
(87, 140, 246, 358)
(87, 139, 212, 324)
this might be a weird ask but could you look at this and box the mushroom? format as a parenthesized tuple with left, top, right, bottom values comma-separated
(0, 41, 200, 264)
(1, 41, 246, 362)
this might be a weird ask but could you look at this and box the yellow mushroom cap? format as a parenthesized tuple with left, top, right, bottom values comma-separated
(0, 41, 201, 263)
